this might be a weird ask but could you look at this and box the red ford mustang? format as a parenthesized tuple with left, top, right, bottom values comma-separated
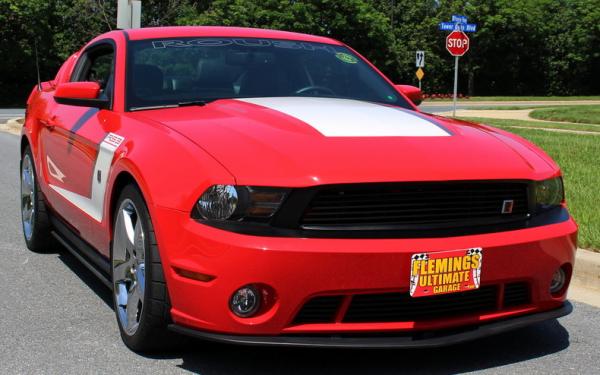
(21, 26, 577, 351)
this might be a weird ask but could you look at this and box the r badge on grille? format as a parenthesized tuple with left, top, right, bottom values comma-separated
(501, 199, 514, 214)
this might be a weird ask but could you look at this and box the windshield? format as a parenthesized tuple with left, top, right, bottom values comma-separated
(126, 37, 411, 111)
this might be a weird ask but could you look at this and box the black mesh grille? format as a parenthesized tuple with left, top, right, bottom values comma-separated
(292, 295, 344, 325)
(342, 286, 498, 323)
(291, 283, 532, 326)
(503, 282, 531, 307)
(300, 181, 529, 229)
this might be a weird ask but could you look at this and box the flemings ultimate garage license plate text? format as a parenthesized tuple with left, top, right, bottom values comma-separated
(410, 248, 483, 297)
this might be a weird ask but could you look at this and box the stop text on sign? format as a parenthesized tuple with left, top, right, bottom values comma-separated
(446, 30, 470, 56)
(447, 38, 468, 48)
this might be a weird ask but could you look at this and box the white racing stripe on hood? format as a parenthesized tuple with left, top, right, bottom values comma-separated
(237, 97, 450, 137)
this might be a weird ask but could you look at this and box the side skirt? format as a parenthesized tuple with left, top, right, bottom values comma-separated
(49, 213, 112, 290)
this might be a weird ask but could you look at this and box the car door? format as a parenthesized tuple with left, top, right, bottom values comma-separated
(39, 41, 116, 240)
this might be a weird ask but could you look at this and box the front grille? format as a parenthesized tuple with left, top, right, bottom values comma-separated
(292, 282, 531, 325)
(343, 286, 498, 323)
(292, 295, 344, 325)
(503, 282, 531, 307)
(300, 181, 529, 229)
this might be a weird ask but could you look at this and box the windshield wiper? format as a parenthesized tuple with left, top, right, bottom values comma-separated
(130, 104, 179, 111)
(177, 100, 209, 107)
(130, 100, 209, 111)
(129, 99, 216, 111)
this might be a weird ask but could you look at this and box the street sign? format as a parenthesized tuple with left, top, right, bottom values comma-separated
(439, 22, 457, 31)
(416, 68, 425, 80)
(463, 24, 477, 32)
(446, 31, 470, 56)
(439, 22, 477, 32)
(440, 16, 476, 117)
(415, 51, 425, 68)
(452, 14, 468, 24)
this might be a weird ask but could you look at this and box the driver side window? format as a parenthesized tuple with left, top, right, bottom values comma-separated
(72, 44, 115, 102)
(84, 52, 113, 88)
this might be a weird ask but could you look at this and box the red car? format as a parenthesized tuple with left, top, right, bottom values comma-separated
(21, 26, 576, 351)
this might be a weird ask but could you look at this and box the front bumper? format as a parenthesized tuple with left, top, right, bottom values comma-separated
(168, 301, 572, 348)
(153, 206, 577, 338)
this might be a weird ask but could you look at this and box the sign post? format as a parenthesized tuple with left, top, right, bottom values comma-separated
(453, 55, 459, 116)
(117, 0, 142, 29)
(415, 51, 425, 90)
(439, 15, 476, 117)
(416, 68, 425, 90)
(446, 31, 470, 116)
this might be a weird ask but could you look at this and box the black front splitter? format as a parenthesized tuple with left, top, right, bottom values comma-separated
(168, 301, 572, 349)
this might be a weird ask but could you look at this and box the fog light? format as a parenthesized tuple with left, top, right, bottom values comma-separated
(550, 267, 566, 294)
(230, 285, 261, 318)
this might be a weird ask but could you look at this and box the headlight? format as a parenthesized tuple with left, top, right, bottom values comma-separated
(197, 185, 239, 220)
(195, 185, 289, 221)
(534, 177, 564, 210)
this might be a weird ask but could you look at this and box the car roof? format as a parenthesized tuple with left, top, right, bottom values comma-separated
(113, 26, 343, 45)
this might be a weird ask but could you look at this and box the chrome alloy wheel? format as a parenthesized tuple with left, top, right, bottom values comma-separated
(113, 199, 146, 336)
(21, 154, 35, 241)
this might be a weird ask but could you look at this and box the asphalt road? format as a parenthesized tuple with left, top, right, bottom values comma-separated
(1, 131, 599, 374)
(0, 108, 25, 123)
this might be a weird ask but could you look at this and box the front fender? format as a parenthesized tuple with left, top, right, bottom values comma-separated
(96, 114, 235, 255)
(105, 114, 235, 218)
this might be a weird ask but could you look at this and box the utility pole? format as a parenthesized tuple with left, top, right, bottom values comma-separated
(117, 0, 142, 29)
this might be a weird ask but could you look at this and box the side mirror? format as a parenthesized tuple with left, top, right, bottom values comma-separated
(395, 84, 423, 106)
(54, 82, 109, 109)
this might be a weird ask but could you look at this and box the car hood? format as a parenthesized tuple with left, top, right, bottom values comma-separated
(131, 97, 557, 186)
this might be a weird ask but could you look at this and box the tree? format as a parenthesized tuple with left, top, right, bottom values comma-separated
(0, 0, 598, 106)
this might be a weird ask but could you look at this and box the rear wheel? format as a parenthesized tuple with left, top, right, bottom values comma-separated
(111, 184, 177, 352)
(20, 146, 53, 252)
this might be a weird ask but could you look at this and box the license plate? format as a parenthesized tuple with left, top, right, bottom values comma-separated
(410, 248, 483, 297)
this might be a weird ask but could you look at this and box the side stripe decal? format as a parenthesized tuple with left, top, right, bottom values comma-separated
(71, 107, 99, 132)
(49, 133, 124, 222)
(67, 107, 99, 154)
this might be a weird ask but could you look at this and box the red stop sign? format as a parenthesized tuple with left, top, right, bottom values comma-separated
(446, 31, 470, 56)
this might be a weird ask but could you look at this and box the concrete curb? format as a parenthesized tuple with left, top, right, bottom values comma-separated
(574, 248, 600, 291)
(0, 117, 23, 135)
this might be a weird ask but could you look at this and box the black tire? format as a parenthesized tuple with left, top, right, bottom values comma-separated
(20, 145, 53, 252)
(111, 184, 178, 352)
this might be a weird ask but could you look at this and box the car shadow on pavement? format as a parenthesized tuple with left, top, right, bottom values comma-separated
(56, 249, 113, 307)
(56, 248, 570, 374)
(168, 320, 569, 374)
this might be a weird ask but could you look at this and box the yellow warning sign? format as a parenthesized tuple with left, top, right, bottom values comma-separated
(416, 68, 425, 81)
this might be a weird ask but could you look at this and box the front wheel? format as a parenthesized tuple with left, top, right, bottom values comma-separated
(111, 184, 177, 352)
(20, 145, 53, 252)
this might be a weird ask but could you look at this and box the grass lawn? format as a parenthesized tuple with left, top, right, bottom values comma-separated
(424, 96, 600, 102)
(462, 117, 600, 251)
(529, 105, 600, 124)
